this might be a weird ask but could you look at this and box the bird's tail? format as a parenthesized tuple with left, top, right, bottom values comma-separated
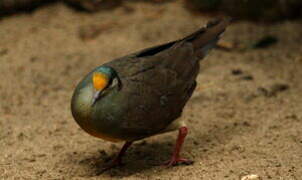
(183, 18, 231, 59)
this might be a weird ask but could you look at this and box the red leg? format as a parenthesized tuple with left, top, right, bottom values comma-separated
(100, 141, 132, 173)
(163, 127, 193, 166)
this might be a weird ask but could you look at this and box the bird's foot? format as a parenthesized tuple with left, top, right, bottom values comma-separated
(162, 157, 194, 167)
(97, 141, 133, 175)
(97, 159, 124, 175)
(161, 127, 193, 167)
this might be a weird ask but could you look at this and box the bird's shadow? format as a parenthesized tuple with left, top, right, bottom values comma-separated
(67, 117, 247, 178)
(72, 137, 174, 177)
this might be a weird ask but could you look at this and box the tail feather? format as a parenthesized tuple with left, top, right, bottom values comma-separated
(184, 18, 231, 58)
(133, 18, 231, 59)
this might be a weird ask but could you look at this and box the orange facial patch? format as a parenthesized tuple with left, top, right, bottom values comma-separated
(93, 72, 109, 91)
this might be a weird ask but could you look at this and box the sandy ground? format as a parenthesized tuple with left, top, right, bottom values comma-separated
(0, 1, 302, 179)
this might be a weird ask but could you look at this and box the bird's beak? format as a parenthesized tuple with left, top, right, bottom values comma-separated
(92, 90, 102, 106)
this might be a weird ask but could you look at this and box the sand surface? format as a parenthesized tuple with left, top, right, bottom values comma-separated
(0, 1, 302, 179)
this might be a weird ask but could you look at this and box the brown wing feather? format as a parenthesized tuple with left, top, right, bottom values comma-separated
(103, 19, 230, 140)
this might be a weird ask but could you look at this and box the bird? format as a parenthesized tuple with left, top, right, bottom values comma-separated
(71, 18, 231, 171)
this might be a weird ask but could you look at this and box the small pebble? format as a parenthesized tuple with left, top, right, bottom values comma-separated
(241, 174, 261, 180)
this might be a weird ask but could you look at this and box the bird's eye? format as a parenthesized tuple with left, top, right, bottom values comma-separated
(93, 72, 109, 91)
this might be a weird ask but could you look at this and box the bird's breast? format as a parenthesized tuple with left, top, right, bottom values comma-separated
(71, 84, 123, 142)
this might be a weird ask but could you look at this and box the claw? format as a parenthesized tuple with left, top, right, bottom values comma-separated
(97, 159, 124, 174)
(162, 158, 194, 167)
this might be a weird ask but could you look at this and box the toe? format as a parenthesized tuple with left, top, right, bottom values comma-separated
(162, 158, 194, 167)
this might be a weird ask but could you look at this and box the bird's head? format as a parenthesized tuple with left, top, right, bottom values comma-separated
(91, 66, 121, 106)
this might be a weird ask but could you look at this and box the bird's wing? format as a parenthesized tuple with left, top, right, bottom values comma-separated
(103, 19, 230, 140)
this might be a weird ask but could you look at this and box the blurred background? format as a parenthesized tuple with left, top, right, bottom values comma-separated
(0, 0, 301, 179)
